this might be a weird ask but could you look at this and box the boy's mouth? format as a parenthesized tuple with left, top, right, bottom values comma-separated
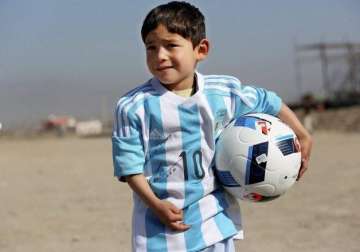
(157, 66, 173, 71)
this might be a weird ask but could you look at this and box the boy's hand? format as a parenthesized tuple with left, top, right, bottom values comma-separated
(125, 174, 190, 232)
(153, 200, 190, 232)
(297, 134, 313, 181)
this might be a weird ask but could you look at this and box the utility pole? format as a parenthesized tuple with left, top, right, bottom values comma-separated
(296, 42, 360, 101)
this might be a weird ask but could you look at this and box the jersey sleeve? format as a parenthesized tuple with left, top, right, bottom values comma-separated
(112, 101, 145, 181)
(232, 83, 282, 118)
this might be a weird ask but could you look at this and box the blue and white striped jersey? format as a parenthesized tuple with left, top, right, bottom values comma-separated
(112, 72, 282, 252)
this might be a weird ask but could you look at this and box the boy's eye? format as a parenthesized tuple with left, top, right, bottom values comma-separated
(168, 43, 178, 48)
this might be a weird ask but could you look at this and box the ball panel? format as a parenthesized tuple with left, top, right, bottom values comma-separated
(246, 141, 268, 185)
(215, 170, 241, 187)
(274, 135, 300, 156)
(234, 116, 257, 129)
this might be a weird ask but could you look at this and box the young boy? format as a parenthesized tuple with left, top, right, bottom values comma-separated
(112, 1, 312, 251)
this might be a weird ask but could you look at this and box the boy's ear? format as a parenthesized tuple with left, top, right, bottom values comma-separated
(195, 39, 210, 61)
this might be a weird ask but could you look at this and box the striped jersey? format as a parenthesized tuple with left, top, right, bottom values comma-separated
(112, 72, 282, 252)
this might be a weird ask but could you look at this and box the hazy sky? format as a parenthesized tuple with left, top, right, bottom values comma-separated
(1, 0, 360, 128)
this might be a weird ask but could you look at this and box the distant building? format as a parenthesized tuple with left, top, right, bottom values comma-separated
(75, 120, 103, 137)
(42, 114, 77, 136)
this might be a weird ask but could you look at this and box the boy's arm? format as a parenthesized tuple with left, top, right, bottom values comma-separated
(278, 103, 313, 180)
(125, 174, 190, 231)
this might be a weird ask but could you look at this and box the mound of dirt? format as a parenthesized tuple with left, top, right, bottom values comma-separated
(296, 105, 360, 132)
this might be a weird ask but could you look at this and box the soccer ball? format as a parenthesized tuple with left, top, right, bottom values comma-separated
(215, 113, 301, 202)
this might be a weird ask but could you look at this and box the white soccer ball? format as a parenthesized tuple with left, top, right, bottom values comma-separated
(215, 113, 301, 202)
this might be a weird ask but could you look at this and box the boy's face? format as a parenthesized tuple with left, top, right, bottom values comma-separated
(144, 25, 208, 91)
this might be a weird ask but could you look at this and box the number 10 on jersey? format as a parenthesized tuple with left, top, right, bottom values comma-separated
(179, 150, 205, 181)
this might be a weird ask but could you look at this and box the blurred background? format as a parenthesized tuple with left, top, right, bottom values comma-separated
(1, 1, 360, 252)
(1, 0, 360, 135)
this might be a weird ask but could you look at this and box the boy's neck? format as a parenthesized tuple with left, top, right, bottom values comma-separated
(162, 73, 197, 92)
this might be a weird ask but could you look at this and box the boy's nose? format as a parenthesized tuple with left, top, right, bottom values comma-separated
(156, 47, 168, 61)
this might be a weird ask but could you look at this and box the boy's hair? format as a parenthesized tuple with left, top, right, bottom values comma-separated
(141, 1, 206, 47)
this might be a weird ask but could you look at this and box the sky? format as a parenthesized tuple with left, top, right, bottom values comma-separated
(1, 0, 360, 128)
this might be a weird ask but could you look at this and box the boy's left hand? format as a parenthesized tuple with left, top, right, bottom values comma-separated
(297, 134, 313, 181)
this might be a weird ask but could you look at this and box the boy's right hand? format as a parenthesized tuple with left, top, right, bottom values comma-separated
(125, 174, 190, 231)
(153, 200, 190, 232)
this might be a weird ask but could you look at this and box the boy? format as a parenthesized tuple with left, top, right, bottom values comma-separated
(112, 1, 312, 251)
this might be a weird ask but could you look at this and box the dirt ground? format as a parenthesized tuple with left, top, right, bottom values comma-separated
(1, 131, 359, 252)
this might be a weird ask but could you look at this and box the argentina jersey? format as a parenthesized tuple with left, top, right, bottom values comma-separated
(112, 72, 282, 252)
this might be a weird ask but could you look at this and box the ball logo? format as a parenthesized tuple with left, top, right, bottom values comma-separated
(256, 153, 268, 164)
(244, 192, 263, 202)
(257, 120, 271, 135)
(244, 192, 280, 202)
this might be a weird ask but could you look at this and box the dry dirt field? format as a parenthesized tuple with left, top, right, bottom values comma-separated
(1, 131, 359, 252)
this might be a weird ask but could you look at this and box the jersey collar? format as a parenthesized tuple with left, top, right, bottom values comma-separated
(150, 71, 204, 103)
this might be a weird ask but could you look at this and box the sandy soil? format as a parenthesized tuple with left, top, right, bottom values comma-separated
(1, 131, 359, 252)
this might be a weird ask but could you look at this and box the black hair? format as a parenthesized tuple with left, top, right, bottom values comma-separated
(141, 1, 206, 47)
